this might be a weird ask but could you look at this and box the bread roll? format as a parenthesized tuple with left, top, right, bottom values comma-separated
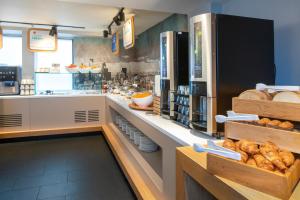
(273, 91, 300, 103)
(256, 118, 271, 126)
(266, 120, 281, 128)
(278, 121, 294, 130)
(239, 89, 272, 100)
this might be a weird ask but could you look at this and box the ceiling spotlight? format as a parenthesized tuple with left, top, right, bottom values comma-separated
(113, 16, 121, 26)
(119, 11, 125, 22)
(103, 30, 109, 38)
(49, 26, 57, 36)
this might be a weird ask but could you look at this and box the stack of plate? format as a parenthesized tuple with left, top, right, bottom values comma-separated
(139, 135, 158, 152)
(134, 130, 143, 145)
(129, 127, 137, 140)
(126, 124, 133, 135)
(122, 121, 128, 132)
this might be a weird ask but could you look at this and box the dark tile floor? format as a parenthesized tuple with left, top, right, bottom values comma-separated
(0, 133, 136, 200)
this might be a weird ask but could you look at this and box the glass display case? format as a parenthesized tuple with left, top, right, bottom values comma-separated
(35, 72, 102, 95)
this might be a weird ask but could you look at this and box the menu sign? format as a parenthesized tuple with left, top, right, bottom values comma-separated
(123, 16, 135, 49)
(112, 31, 119, 55)
(0, 27, 3, 49)
(27, 28, 57, 52)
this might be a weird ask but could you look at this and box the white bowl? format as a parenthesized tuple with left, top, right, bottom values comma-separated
(132, 94, 153, 108)
(65, 67, 78, 73)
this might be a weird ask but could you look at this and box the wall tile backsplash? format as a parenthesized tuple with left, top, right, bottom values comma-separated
(73, 14, 188, 77)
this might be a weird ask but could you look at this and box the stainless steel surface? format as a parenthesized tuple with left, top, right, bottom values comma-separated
(0, 66, 21, 95)
(160, 31, 174, 85)
(189, 13, 217, 135)
(190, 13, 216, 98)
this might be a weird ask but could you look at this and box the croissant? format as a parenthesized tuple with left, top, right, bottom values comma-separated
(254, 154, 274, 171)
(279, 150, 295, 167)
(235, 140, 242, 151)
(260, 144, 287, 171)
(246, 158, 257, 167)
(237, 149, 248, 163)
(223, 139, 236, 151)
(260, 141, 279, 151)
(239, 140, 260, 155)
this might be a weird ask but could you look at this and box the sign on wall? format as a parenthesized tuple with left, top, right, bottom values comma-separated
(112, 31, 119, 55)
(27, 28, 57, 52)
(0, 27, 3, 49)
(123, 16, 135, 49)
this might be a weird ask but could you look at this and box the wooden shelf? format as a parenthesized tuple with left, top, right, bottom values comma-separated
(112, 123, 163, 178)
(232, 97, 300, 122)
(108, 123, 163, 191)
(225, 121, 300, 154)
(102, 125, 161, 200)
(0, 126, 102, 139)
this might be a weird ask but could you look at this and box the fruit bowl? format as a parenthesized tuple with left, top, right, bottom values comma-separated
(131, 92, 153, 108)
(65, 64, 78, 73)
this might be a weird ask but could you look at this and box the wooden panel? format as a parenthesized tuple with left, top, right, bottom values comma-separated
(176, 147, 247, 200)
(207, 153, 300, 200)
(102, 125, 159, 200)
(232, 97, 300, 121)
(225, 121, 300, 154)
(0, 126, 102, 139)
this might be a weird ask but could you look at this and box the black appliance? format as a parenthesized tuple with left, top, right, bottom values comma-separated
(189, 13, 275, 136)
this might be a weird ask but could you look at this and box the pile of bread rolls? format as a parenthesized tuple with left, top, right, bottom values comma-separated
(223, 139, 295, 174)
(256, 118, 294, 130)
(239, 89, 300, 103)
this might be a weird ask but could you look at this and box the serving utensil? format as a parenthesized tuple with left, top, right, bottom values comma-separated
(193, 140, 241, 161)
(256, 83, 300, 93)
(215, 114, 259, 123)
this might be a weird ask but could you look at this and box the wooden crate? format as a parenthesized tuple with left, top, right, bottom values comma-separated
(207, 152, 300, 200)
(232, 97, 300, 122)
(225, 121, 300, 154)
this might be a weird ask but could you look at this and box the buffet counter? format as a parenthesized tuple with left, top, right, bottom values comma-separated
(0, 94, 105, 138)
(106, 94, 214, 146)
(0, 93, 216, 200)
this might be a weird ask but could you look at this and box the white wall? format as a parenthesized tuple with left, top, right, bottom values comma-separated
(22, 31, 35, 79)
(221, 0, 300, 85)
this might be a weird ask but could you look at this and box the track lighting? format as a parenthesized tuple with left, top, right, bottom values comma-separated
(103, 30, 109, 38)
(108, 27, 112, 35)
(113, 16, 121, 26)
(119, 10, 125, 22)
(49, 26, 57, 36)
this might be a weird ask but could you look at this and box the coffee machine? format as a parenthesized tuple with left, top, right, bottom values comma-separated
(189, 13, 276, 136)
(0, 66, 22, 95)
(160, 31, 189, 119)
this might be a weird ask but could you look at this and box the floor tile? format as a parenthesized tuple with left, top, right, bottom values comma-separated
(0, 134, 136, 200)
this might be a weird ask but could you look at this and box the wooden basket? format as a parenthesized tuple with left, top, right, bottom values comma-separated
(225, 121, 300, 154)
(207, 153, 300, 200)
(232, 97, 300, 122)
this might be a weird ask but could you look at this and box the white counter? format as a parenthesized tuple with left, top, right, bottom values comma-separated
(106, 94, 217, 146)
(0, 94, 105, 99)
(0, 93, 217, 146)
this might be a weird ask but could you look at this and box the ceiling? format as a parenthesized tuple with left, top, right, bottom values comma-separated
(0, 0, 173, 37)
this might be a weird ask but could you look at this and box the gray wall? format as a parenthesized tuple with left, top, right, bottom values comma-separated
(221, 0, 300, 85)
(73, 14, 188, 75)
